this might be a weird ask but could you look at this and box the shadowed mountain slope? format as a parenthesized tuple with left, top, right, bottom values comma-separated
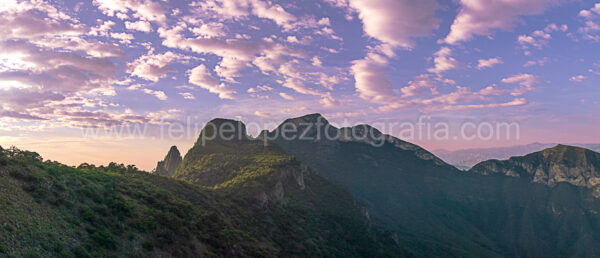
(261, 114, 600, 257)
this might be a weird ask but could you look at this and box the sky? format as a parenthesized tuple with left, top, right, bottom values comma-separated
(1, 0, 599, 170)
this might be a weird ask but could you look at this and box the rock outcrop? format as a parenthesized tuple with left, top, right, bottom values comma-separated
(470, 144, 600, 196)
(154, 146, 182, 177)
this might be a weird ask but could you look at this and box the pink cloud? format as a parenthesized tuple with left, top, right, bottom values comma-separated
(348, 0, 439, 48)
(444, 0, 563, 44)
(427, 47, 459, 74)
(477, 57, 503, 70)
(188, 64, 236, 99)
(501, 73, 540, 96)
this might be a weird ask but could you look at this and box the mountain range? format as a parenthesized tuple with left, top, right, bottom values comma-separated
(2, 114, 600, 257)
(433, 143, 600, 169)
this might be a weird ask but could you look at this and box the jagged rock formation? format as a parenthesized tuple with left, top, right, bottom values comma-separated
(470, 144, 600, 196)
(433, 142, 600, 169)
(154, 146, 182, 177)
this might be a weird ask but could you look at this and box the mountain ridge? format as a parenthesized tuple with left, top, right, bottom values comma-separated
(434, 142, 600, 169)
(470, 144, 600, 197)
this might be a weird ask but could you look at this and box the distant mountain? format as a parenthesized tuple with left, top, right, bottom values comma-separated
(470, 144, 600, 197)
(154, 145, 181, 176)
(433, 143, 600, 169)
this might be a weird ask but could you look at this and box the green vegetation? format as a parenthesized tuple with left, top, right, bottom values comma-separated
(0, 144, 400, 257)
(4, 115, 600, 257)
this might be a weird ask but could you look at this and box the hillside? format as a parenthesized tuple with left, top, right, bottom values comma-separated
(0, 144, 401, 257)
(173, 118, 403, 256)
(262, 114, 600, 257)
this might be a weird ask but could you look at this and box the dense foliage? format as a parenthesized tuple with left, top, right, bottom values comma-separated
(0, 145, 401, 257)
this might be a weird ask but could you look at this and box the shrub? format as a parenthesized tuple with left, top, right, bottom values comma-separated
(71, 246, 91, 258)
(90, 228, 118, 249)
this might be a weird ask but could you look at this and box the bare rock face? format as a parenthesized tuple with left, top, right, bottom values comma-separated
(470, 145, 600, 195)
(155, 146, 182, 177)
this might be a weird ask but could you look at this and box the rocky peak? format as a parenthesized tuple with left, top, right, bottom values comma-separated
(470, 145, 600, 196)
(155, 145, 182, 177)
(272, 113, 336, 140)
(285, 113, 329, 126)
(197, 118, 249, 144)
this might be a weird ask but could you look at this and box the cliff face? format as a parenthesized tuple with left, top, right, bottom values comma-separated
(154, 146, 182, 177)
(470, 144, 600, 196)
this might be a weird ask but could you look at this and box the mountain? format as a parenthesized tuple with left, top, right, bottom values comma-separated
(154, 145, 182, 176)
(470, 144, 600, 197)
(433, 143, 600, 169)
(261, 113, 600, 257)
(173, 118, 403, 256)
(4, 114, 600, 257)
(0, 143, 400, 256)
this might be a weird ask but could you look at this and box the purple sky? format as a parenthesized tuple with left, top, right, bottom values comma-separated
(1, 0, 599, 170)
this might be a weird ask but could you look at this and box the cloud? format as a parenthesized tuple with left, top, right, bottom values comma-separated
(351, 52, 396, 104)
(501, 73, 540, 95)
(110, 32, 134, 44)
(286, 36, 313, 45)
(190, 22, 226, 38)
(247, 85, 273, 93)
(569, 75, 587, 82)
(142, 88, 168, 100)
(311, 56, 322, 67)
(125, 20, 152, 32)
(279, 92, 295, 100)
(427, 47, 459, 73)
(0, 109, 48, 120)
(179, 92, 195, 100)
(157, 23, 303, 83)
(523, 57, 549, 67)
(479, 84, 507, 96)
(400, 74, 439, 97)
(348, 0, 439, 48)
(477, 57, 503, 69)
(93, 0, 167, 24)
(0, 40, 116, 96)
(127, 51, 188, 82)
(188, 64, 236, 99)
(191, 0, 303, 30)
(436, 98, 528, 111)
(89, 20, 116, 37)
(517, 24, 567, 53)
(282, 78, 327, 97)
(444, 0, 563, 44)
(577, 3, 600, 41)
(254, 111, 271, 117)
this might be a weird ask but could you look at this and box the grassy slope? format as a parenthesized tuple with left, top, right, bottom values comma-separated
(0, 144, 402, 257)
